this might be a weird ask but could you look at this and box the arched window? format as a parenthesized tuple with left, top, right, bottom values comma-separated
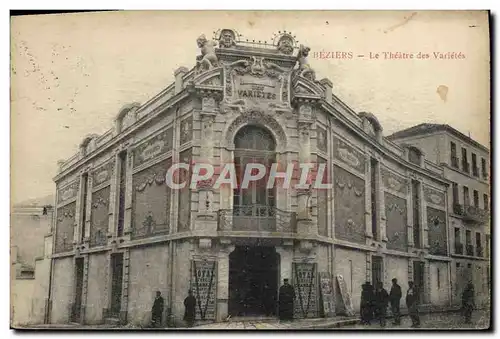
(408, 146, 422, 166)
(233, 125, 276, 217)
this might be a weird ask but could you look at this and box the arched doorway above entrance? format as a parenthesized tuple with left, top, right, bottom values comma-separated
(228, 244, 280, 318)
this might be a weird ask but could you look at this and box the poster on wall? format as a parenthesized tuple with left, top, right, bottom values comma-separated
(191, 260, 217, 320)
(319, 272, 335, 317)
(336, 274, 355, 316)
(292, 263, 318, 319)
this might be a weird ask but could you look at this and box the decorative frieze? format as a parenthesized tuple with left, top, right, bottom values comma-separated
(133, 128, 173, 168)
(423, 186, 446, 207)
(58, 180, 79, 204)
(381, 168, 407, 195)
(332, 137, 365, 173)
(92, 160, 115, 188)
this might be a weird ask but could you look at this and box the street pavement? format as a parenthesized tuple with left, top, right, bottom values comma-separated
(341, 310, 490, 330)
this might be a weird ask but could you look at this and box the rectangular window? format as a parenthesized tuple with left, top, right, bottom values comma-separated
(472, 153, 478, 176)
(450, 142, 458, 168)
(461, 147, 468, 173)
(466, 230, 473, 256)
(463, 186, 470, 206)
(437, 268, 441, 289)
(452, 183, 459, 205)
(412, 179, 421, 248)
(483, 194, 489, 211)
(476, 232, 482, 257)
(454, 228, 463, 254)
(481, 158, 487, 179)
(117, 151, 127, 237)
(80, 173, 89, 242)
(485, 235, 490, 258)
(371, 158, 378, 240)
(473, 190, 479, 208)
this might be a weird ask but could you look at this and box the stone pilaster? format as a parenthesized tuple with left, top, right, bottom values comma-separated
(120, 249, 130, 324)
(421, 181, 429, 249)
(108, 152, 120, 238)
(406, 178, 415, 247)
(377, 159, 388, 243)
(81, 255, 89, 324)
(123, 149, 133, 237)
(276, 243, 294, 283)
(364, 154, 373, 240)
(365, 252, 372, 282)
(102, 253, 112, 320)
(216, 243, 234, 322)
(83, 175, 93, 245)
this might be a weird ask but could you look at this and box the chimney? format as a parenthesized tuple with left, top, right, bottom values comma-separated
(174, 67, 189, 94)
(319, 78, 333, 102)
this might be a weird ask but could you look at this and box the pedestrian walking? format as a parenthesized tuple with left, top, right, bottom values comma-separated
(151, 291, 164, 328)
(462, 282, 475, 324)
(406, 281, 420, 328)
(360, 282, 374, 325)
(389, 278, 402, 325)
(374, 281, 389, 327)
(183, 289, 197, 327)
(278, 279, 295, 321)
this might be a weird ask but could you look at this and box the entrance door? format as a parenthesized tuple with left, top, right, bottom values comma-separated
(72, 258, 84, 323)
(229, 246, 279, 317)
(110, 253, 124, 317)
(413, 261, 425, 304)
(371, 256, 383, 287)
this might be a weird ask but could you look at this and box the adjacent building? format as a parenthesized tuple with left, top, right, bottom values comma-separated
(47, 29, 482, 327)
(388, 123, 491, 307)
(11, 195, 54, 326)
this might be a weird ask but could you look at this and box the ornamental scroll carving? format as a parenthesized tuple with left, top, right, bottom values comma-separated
(332, 137, 365, 173)
(58, 181, 79, 204)
(423, 186, 445, 207)
(133, 128, 173, 168)
(92, 160, 115, 187)
(381, 169, 407, 195)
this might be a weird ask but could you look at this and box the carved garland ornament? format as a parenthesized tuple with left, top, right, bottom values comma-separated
(135, 172, 166, 192)
(335, 178, 364, 197)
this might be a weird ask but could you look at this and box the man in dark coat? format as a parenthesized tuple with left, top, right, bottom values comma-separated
(406, 281, 420, 328)
(389, 278, 402, 325)
(462, 282, 475, 324)
(360, 282, 374, 325)
(278, 279, 295, 321)
(151, 291, 164, 328)
(183, 289, 197, 327)
(373, 281, 389, 327)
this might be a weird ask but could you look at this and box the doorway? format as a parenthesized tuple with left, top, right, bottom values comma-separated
(72, 258, 84, 323)
(371, 256, 383, 287)
(229, 246, 279, 317)
(110, 253, 124, 317)
(413, 261, 425, 304)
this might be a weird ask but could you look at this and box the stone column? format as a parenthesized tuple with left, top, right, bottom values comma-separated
(216, 243, 234, 322)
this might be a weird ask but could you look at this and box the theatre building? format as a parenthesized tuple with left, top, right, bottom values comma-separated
(49, 29, 453, 326)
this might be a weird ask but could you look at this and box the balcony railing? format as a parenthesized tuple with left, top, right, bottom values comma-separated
(451, 156, 459, 169)
(472, 166, 479, 177)
(466, 244, 474, 256)
(455, 242, 464, 255)
(462, 161, 470, 174)
(453, 204, 489, 223)
(476, 246, 483, 257)
(217, 205, 297, 233)
(89, 229, 107, 247)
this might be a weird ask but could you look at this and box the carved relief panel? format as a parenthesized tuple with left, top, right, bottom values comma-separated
(332, 137, 365, 174)
(55, 202, 76, 253)
(90, 187, 110, 247)
(316, 126, 327, 153)
(385, 193, 408, 252)
(427, 207, 448, 256)
(180, 117, 193, 145)
(423, 186, 446, 208)
(133, 128, 173, 168)
(92, 160, 115, 188)
(132, 159, 171, 239)
(381, 169, 407, 195)
(333, 165, 366, 244)
(57, 180, 79, 204)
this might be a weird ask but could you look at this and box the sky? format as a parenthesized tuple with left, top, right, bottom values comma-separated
(10, 10, 490, 204)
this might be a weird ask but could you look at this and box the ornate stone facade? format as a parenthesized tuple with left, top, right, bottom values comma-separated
(49, 29, 454, 326)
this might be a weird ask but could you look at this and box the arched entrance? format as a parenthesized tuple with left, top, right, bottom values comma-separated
(228, 245, 279, 317)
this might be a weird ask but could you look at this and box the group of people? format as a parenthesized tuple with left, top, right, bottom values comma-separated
(360, 279, 421, 328)
(149, 279, 476, 328)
